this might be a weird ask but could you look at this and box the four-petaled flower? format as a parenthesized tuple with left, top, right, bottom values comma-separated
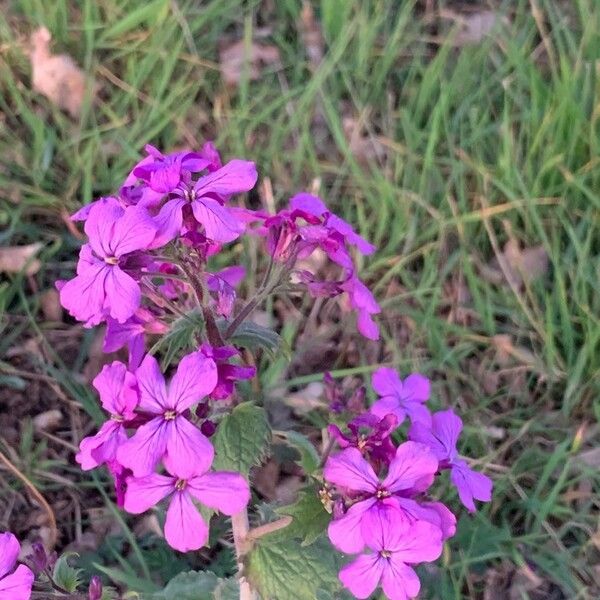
(76, 361, 138, 471)
(409, 409, 493, 512)
(370, 368, 432, 426)
(59, 197, 156, 326)
(124, 457, 250, 552)
(116, 352, 217, 476)
(0, 532, 34, 600)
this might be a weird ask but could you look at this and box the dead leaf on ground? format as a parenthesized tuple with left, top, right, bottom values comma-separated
(441, 10, 508, 46)
(29, 27, 88, 118)
(33, 409, 63, 432)
(343, 116, 387, 165)
(484, 240, 549, 289)
(299, 2, 325, 70)
(40, 289, 63, 321)
(0, 243, 42, 275)
(218, 40, 280, 87)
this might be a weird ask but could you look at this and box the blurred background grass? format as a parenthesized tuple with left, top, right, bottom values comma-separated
(0, 0, 599, 598)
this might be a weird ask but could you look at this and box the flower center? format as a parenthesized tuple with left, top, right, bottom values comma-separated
(104, 256, 119, 265)
(357, 435, 368, 450)
(183, 187, 196, 202)
(380, 550, 392, 559)
(110, 414, 124, 422)
(376, 488, 390, 499)
(163, 410, 178, 421)
(175, 479, 187, 491)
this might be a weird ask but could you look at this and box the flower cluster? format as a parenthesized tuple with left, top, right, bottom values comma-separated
(324, 367, 492, 599)
(0, 532, 34, 600)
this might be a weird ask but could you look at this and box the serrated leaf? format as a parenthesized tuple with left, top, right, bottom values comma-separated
(275, 488, 331, 546)
(212, 402, 271, 474)
(229, 322, 289, 360)
(53, 552, 82, 593)
(149, 311, 204, 369)
(275, 430, 320, 475)
(246, 535, 341, 600)
(150, 570, 221, 600)
(214, 577, 240, 600)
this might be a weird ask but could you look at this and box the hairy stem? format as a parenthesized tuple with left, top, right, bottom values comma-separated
(231, 510, 256, 600)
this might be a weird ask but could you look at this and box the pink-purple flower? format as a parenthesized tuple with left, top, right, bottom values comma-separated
(339, 509, 442, 600)
(59, 198, 156, 326)
(370, 368, 432, 425)
(409, 409, 493, 512)
(76, 361, 138, 471)
(116, 351, 217, 477)
(0, 532, 34, 600)
(124, 457, 249, 551)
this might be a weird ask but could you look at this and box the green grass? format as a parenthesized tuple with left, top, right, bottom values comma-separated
(1, 0, 599, 598)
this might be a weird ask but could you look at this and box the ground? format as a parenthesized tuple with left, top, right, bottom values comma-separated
(0, 1, 599, 598)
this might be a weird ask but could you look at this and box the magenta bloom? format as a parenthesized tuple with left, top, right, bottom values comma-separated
(200, 345, 256, 401)
(0, 532, 34, 599)
(370, 368, 431, 426)
(340, 276, 381, 340)
(409, 409, 493, 512)
(339, 513, 442, 600)
(124, 458, 250, 552)
(153, 159, 257, 244)
(328, 412, 397, 467)
(59, 198, 156, 326)
(116, 351, 217, 477)
(324, 443, 438, 553)
(76, 362, 138, 471)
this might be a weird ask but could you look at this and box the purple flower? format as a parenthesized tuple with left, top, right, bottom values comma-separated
(328, 412, 397, 467)
(323, 443, 438, 554)
(200, 345, 256, 401)
(153, 160, 257, 245)
(409, 409, 493, 512)
(206, 265, 246, 318)
(124, 457, 249, 552)
(76, 362, 138, 471)
(59, 198, 156, 326)
(370, 368, 431, 426)
(132, 145, 210, 194)
(339, 509, 442, 600)
(116, 351, 218, 477)
(340, 276, 381, 340)
(0, 532, 34, 600)
(289, 193, 376, 256)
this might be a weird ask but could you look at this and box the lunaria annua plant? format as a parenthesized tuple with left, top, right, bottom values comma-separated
(5, 142, 493, 600)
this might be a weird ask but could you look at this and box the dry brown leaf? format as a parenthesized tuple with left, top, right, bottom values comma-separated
(0, 243, 42, 275)
(448, 10, 507, 46)
(343, 116, 386, 165)
(299, 2, 324, 69)
(33, 409, 63, 432)
(502, 240, 549, 287)
(40, 288, 63, 321)
(29, 27, 87, 118)
(219, 40, 280, 86)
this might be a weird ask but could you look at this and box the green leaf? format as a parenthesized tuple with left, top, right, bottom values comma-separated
(229, 322, 290, 360)
(212, 402, 271, 474)
(149, 311, 204, 369)
(274, 430, 320, 475)
(275, 488, 331, 546)
(246, 535, 341, 600)
(52, 552, 82, 593)
(150, 570, 239, 600)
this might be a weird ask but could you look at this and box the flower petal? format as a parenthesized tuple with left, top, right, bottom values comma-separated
(123, 473, 174, 514)
(116, 418, 169, 476)
(360, 498, 410, 552)
(372, 368, 403, 398)
(188, 471, 250, 515)
(75, 420, 124, 470)
(150, 198, 185, 248)
(339, 553, 384, 600)
(104, 266, 141, 324)
(402, 373, 430, 403)
(164, 492, 209, 552)
(191, 197, 245, 243)
(381, 559, 420, 600)
(0, 532, 19, 579)
(323, 447, 379, 493)
(93, 361, 138, 416)
(84, 198, 124, 257)
(135, 354, 168, 413)
(327, 498, 376, 554)
(450, 460, 493, 513)
(0, 564, 34, 599)
(370, 396, 406, 424)
(193, 159, 257, 197)
(387, 521, 443, 563)
(168, 351, 218, 411)
(382, 442, 438, 494)
(164, 417, 214, 479)
(110, 206, 156, 256)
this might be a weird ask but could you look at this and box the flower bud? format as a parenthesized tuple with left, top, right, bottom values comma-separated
(88, 575, 103, 600)
(200, 419, 217, 437)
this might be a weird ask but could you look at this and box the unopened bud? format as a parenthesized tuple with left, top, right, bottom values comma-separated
(88, 575, 102, 600)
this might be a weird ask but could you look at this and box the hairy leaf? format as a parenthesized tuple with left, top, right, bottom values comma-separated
(229, 321, 290, 360)
(52, 552, 82, 593)
(212, 402, 271, 474)
(275, 488, 331, 546)
(149, 310, 204, 369)
(151, 570, 239, 600)
(274, 430, 320, 474)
